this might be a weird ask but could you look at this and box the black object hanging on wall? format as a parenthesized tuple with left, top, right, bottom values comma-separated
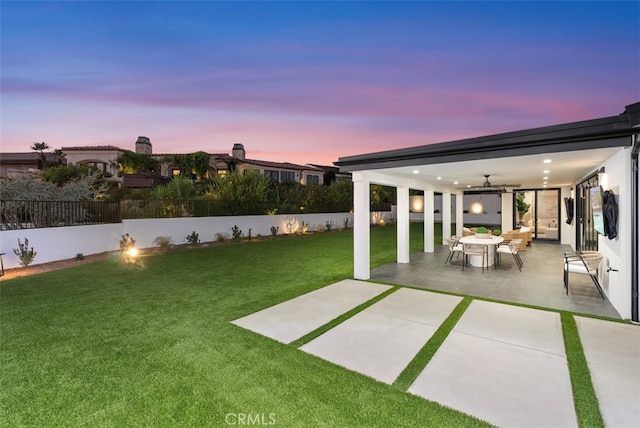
(564, 197, 574, 225)
(603, 190, 618, 239)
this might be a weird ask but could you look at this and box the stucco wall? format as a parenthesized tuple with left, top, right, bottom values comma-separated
(0, 212, 354, 270)
(592, 148, 632, 319)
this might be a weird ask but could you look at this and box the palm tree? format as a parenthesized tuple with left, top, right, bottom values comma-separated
(30, 142, 51, 170)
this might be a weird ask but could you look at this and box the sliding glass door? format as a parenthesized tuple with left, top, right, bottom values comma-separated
(576, 174, 599, 251)
(514, 189, 560, 241)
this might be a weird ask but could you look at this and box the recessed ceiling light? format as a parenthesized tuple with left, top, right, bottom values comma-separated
(436, 176, 442, 180)
(413, 170, 419, 174)
(543, 181, 548, 185)
(453, 181, 459, 185)
(543, 159, 552, 164)
(466, 184, 471, 188)
(543, 176, 549, 180)
(543, 170, 550, 174)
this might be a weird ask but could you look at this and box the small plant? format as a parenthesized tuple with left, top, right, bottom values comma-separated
(153, 236, 173, 250)
(13, 238, 37, 267)
(343, 217, 349, 229)
(248, 228, 252, 241)
(315, 224, 325, 233)
(493, 229, 502, 236)
(185, 231, 200, 246)
(325, 220, 334, 231)
(299, 221, 308, 234)
(215, 232, 228, 242)
(231, 225, 243, 241)
(284, 216, 297, 234)
(120, 233, 135, 253)
(270, 226, 279, 237)
(75, 253, 84, 261)
(119, 233, 138, 263)
(476, 227, 489, 234)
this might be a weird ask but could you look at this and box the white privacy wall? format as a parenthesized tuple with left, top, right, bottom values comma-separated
(0, 212, 355, 270)
(593, 148, 632, 319)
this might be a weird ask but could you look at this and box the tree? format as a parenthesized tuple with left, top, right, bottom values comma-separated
(152, 176, 197, 217)
(42, 164, 97, 187)
(30, 142, 51, 170)
(205, 170, 270, 215)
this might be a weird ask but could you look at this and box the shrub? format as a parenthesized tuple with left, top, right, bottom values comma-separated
(493, 229, 502, 236)
(215, 232, 228, 242)
(185, 231, 200, 245)
(270, 226, 279, 237)
(325, 220, 334, 231)
(119, 233, 138, 263)
(231, 225, 242, 241)
(13, 238, 37, 267)
(75, 253, 84, 261)
(284, 216, 297, 234)
(153, 236, 174, 250)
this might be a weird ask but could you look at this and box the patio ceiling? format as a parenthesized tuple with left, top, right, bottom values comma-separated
(367, 146, 622, 191)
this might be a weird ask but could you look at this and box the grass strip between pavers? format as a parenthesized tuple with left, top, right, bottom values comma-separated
(288, 286, 400, 348)
(392, 296, 473, 391)
(561, 312, 605, 428)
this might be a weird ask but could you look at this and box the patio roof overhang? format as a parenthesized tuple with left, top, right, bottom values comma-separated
(335, 102, 639, 191)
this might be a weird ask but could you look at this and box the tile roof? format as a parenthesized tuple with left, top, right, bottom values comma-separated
(0, 152, 63, 163)
(242, 158, 323, 171)
(61, 145, 123, 151)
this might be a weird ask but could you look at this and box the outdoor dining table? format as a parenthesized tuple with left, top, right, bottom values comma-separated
(458, 235, 504, 268)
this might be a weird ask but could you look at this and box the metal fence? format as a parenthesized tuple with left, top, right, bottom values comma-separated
(1, 200, 121, 230)
(1, 199, 369, 228)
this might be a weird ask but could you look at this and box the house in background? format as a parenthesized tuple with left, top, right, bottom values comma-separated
(2, 137, 327, 187)
(61, 145, 123, 178)
(0, 152, 66, 178)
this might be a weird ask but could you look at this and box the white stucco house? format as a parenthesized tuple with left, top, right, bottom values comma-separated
(335, 102, 639, 321)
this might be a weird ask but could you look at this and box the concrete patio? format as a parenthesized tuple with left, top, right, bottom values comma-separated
(370, 240, 621, 319)
(232, 280, 639, 427)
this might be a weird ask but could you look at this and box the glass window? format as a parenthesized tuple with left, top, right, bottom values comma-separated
(306, 174, 320, 184)
(280, 171, 296, 182)
(264, 170, 279, 181)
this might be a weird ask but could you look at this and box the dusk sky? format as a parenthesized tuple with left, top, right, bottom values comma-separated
(2, 1, 638, 166)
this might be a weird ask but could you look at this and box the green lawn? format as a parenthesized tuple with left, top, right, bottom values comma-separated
(1, 224, 603, 427)
(1, 224, 491, 427)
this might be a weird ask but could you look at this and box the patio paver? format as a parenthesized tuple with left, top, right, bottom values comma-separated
(300, 288, 462, 383)
(231, 280, 391, 344)
(408, 300, 577, 428)
(232, 281, 638, 427)
(575, 316, 640, 428)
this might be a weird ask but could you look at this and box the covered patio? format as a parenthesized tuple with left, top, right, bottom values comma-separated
(336, 102, 639, 321)
(371, 239, 620, 318)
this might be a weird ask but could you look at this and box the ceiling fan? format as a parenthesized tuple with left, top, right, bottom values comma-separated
(458, 175, 521, 192)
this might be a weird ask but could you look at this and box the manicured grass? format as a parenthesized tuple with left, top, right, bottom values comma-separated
(2, 225, 492, 427)
(561, 313, 605, 428)
(393, 297, 473, 391)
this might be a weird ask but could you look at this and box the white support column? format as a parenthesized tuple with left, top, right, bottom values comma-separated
(397, 186, 410, 263)
(502, 192, 514, 234)
(424, 189, 435, 253)
(456, 194, 464, 236)
(353, 176, 370, 279)
(442, 192, 452, 244)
